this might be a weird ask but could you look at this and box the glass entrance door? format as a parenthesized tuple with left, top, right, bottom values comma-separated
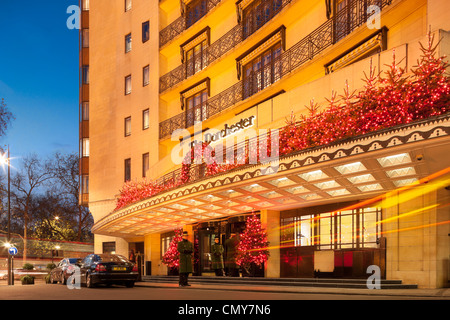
(198, 230, 214, 273)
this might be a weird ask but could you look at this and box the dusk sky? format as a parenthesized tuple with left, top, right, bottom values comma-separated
(0, 0, 80, 168)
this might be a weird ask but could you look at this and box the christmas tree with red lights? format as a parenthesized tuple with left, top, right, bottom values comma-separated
(236, 214, 270, 275)
(162, 228, 183, 270)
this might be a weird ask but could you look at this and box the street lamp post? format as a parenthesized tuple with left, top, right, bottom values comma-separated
(6, 146, 11, 286)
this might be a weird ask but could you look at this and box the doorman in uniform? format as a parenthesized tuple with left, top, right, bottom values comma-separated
(211, 235, 225, 276)
(177, 231, 194, 287)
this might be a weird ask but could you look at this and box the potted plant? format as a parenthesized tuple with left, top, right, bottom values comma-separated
(20, 275, 35, 285)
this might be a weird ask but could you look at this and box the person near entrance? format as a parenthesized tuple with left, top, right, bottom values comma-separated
(224, 233, 240, 277)
(177, 231, 194, 287)
(211, 235, 225, 276)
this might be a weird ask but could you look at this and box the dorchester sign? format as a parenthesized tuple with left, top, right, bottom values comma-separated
(171, 116, 280, 175)
(203, 116, 256, 144)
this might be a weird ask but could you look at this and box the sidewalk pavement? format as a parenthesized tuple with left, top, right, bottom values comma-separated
(2, 279, 450, 299)
(135, 281, 450, 299)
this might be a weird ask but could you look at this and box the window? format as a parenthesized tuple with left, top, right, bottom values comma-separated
(125, 75, 132, 95)
(81, 138, 90, 157)
(142, 153, 149, 178)
(124, 158, 131, 182)
(82, 29, 89, 48)
(143, 109, 149, 130)
(186, 40, 208, 77)
(161, 232, 175, 257)
(186, 0, 208, 28)
(81, 102, 89, 121)
(102, 242, 116, 254)
(125, 33, 132, 53)
(281, 206, 382, 250)
(242, 0, 283, 39)
(82, 0, 89, 11)
(124, 117, 131, 136)
(125, 0, 132, 12)
(334, 0, 349, 42)
(142, 21, 150, 43)
(82, 65, 89, 84)
(81, 175, 89, 194)
(185, 89, 208, 128)
(243, 43, 282, 99)
(143, 65, 149, 86)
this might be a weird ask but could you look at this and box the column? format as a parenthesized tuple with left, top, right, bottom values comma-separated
(260, 210, 280, 278)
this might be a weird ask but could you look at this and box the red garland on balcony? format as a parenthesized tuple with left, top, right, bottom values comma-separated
(114, 34, 450, 211)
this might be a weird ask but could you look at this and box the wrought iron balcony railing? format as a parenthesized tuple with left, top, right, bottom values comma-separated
(160, 0, 294, 93)
(160, 0, 222, 47)
(159, 0, 392, 139)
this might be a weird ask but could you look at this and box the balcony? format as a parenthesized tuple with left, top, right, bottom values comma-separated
(159, 0, 393, 139)
(159, 0, 295, 93)
(160, 0, 222, 47)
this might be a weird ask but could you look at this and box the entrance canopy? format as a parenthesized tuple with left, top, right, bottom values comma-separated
(92, 116, 450, 237)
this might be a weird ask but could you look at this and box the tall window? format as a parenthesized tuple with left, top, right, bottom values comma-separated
(334, 0, 355, 43)
(125, 75, 132, 95)
(125, 0, 132, 12)
(82, 29, 89, 48)
(142, 21, 150, 43)
(82, 0, 89, 11)
(142, 153, 149, 178)
(185, 90, 208, 128)
(142, 109, 149, 130)
(186, 0, 207, 28)
(81, 102, 89, 121)
(186, 40, 208, 77)
(243, 43, 282, 99)
(124, 117, 131, 136)
(242, 0, 283, 39)
(125, 33, 132, 53)
(81, 175, 89, 194)
(143, 65, 150, 86)
(81, 138, 90, 157)
(124, 158, 131, 182)
(82, 66, 89, 84)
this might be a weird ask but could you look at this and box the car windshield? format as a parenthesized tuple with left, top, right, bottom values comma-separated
(97, 254, 129, 263)
(68, 258, 81, 264)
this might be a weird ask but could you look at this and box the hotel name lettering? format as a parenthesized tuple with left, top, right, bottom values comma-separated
(189, 116, 256, 147)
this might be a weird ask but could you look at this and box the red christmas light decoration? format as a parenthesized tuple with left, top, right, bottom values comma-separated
(161, 228, 183, 269)
(235, 214, 270, 273)
(115, 34, 450, 211)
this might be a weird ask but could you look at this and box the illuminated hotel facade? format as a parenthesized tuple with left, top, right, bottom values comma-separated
(80, 0, 450, 288)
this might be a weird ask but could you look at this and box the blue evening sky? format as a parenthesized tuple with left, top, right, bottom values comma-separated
(0, 0, 80, 168)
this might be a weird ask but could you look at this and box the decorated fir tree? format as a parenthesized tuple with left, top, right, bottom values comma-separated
(162, 228, 183, 270)
(236, 214, 270, 275)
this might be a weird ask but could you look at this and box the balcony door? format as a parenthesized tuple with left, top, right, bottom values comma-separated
(186, 89, 208, 128)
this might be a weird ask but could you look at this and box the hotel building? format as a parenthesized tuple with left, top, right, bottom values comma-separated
(80, 0, 450, 288)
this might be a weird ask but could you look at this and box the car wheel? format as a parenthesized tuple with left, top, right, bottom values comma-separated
(125, 281, 135, 288)
(86, 274, 95, 288)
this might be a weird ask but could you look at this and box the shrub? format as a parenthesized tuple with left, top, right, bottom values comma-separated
(22, 263, 34, 271)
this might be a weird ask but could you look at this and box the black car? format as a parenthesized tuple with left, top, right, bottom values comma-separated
(78, 254, 139, 288)
(50, 258, 82, 285)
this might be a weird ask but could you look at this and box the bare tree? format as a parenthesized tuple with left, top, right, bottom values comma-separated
(47, 152, 93, 242)
(11, 154, 52, 262)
